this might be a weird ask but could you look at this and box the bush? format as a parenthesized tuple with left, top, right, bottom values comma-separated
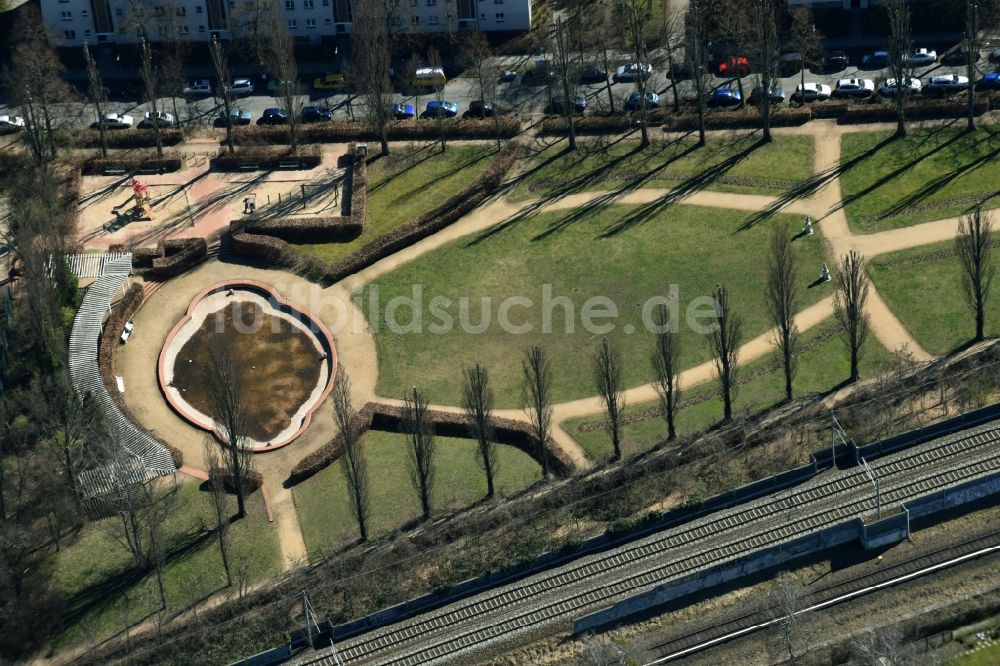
(210, 467, 265, 494)
(231, 117, 520, 145)
(840, 97, 989, 123)
(809, 101, 850, 119)
(132, 238, 208, 279)
(80, 154, 184, 175)
(211, 144, 322, 171)
(665, 107, 811, 130)
(242, 216, 362, 243)
(67, 128, 183, 148)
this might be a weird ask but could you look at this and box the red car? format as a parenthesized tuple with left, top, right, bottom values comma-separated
(718, 56, 749, 76)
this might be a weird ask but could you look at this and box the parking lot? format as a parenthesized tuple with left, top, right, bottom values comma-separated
(1, 45, 997, 131)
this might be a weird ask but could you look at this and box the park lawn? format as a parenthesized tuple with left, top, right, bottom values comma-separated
(839, 126, 1000, 234)
(869, 241, 994, 356)
(292, 145, 496, 263)
(508, 134, 815, 202)
(565, 321, 895, 462)
(361, 203, 830, 407)
(950, 641, 1000, 665)
(293, 431, 542, 559)
(51, 482, 280, 651)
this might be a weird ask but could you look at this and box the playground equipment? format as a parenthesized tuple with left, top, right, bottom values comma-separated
(112, 178, 155, 225)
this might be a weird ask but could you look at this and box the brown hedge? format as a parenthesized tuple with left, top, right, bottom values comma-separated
(285, 400, 571, 487)
(211, 144, 322, 171)
(81, 154, 183, 175)
(839, 97, 989, 123)
(210, 467, 264, 494)
(230, 117, 520, 145)
(132, 238, 208, 279)
(67, 128, 183, 148)
(666, 107, 812, 130)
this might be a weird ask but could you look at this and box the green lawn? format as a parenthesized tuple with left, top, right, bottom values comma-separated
(293, 431, 542, 559)
(565, 321, 894, 462)
(869, 241, 994, 356)
(52, 482, 280, 651)
(950, 641, 1000, 665)
(293, 145, 496, 263)
(361, 204, 830, 407)
(509, 134, 815, 202)
(840, 127, 1000, 234)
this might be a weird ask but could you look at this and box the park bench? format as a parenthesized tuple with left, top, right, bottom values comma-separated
(102, 166, 127, 176)
(136, 165, 161, 175)
(278, 160, 301, 170)
(238, 163, 259, 172)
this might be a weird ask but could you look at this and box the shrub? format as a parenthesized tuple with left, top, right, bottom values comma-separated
(132, 238, 208, 278)
(210, 467, 264, 494)
(211, 144, 322, 171)
(809, 101, 850, 119)
(242, 216, 362, 243)
(80, 154, 184, 175)
(67, 128, 183, 148)
(840, 97, 989, 123)
(231, 118, 520, 146)
(666, 107, 812, 130)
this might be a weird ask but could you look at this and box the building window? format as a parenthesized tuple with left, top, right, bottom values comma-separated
(81, 9, 89, 16)
(428, 15, 439, 24)
(288, 18, 297, 28)
(199, 25, 206, 32)
(285, 0, 294, 8)
(324, 17, 331, 24)
(84, 29, 92, 36)
(64, 30, 76, 39)
(427, 0, 436, 5)
(61, 10, 72, 20)
(409, 0, 417, 6)
(196, 5, 203, 13)
(323, 0, 329, 5)
(495, 12, 504, 22)
(391, 15, 401, 26)
(116, 7, 123, 15)
(494, 0, 503, 3)
(411, 15, 419, 25)
(306, 17, 316, 27)
(179, 25, 189, 35)
(176, 6, 187, 16)
(304, 0, 314, 8)
(153, 6, 165, 16)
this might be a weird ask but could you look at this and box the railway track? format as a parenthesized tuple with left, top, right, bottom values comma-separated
(302, 422, 1000, 666)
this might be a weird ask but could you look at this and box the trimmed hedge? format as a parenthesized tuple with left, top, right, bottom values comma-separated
(666, 107, 812, 130)
(81, 154, 183, 175)
(285, 400, 572, 487)
(131, 238, 208, 279)
(67, 128, 183, 149)
(211, 144, 322, 171)
(210, 467, 264, 494)
(242, 216, 362, 243)
(231, 118, 520, 146)
(840, 97, 990, 123)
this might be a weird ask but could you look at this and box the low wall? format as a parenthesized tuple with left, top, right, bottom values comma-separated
(861, 510, 910, 550)
(856, 403, 1000, 462)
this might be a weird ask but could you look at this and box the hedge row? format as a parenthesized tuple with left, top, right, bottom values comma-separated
(242, 216, 362, 243)
(231, 118, 520, 146)
(67, 128, 183, 148)
(211, 144, 322, 171)
(80, 154, 184, 175)
(132, 238, 208, 279)
(665, 107, 812, 130)
(285, 400, 572, 487)
(840, 96, 990, 123)
(349, 148, 368, 230)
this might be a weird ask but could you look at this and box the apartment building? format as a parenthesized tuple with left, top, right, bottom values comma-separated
(40, 0, 532, 47)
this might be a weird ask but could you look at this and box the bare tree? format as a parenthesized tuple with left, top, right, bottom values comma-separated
(333, 372, 369, 541)
(402, 387, 435, 522)
(462, 363, 498, 499)
(708, 284, 743, 422)
(965, 0, 982, 131)
(578, 634, 637, 665)
(957, 206, 994, 342)
(83, 42, 108, 158)
(205, 338, 253, 519)
(717, 0, 753, 105)
(465, 33, 503, 152)
(551, 15, 579, 151)
(751, 0, 781, 142)
(850, 625, 917, 665)
(834, 251, 871, 383)
(210, 36, 236, 154)
(787, 8, 822, 107)
(204, 443, 232, 587)
(686, 0, 711, 146)
(651, 303, 681, 442)
(262, 2, 304, 153)
(657, 3, 685, 114)
(886, 0, 912, 138)
(522, 344, 553, 477)
(622, 0, 652, 146)
(768, 570, 805, 664)
(593, 337, 626, 461)
(766, 224, 799, 401)
(351, 1, 394, 156)
(428, 47, 448, 154)
(139, 39, 164, 158)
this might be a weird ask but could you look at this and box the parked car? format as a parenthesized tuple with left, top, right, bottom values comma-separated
(942, 48, 978, 66)
(215, 108, 252, 126)
(778, 53, 803, 76)
(822, 50, 849, 71)
(0, 115, 26, 130)
(924, 74, 970, 96)
(182, 79, 212, 95)
(499, 70, 518, 83)
(411, 67, 447, 88)
(138, 111, 175, 128)
(749, 85, 785, 105)
(421, 100, 459, 118)
(578, 65, 607, 84)
(302, 106, 333, 123)
(614, 63, 653, 82)
(463, 100, 495, 118)
(790, 82, 832, 102)
(861, 50, 890, 69)
(391, 103, 415, 119)
(522, 61, 556, 85)
(227, 78, 255, 96)
(976, 72, 1000, 91)
(989, 47, 1000, 64)
(833, 78, 875, 98)
(257, 107, 289, 125)
(879, 77, 923, 96)
(267, 79, 297, 94)
(707, 87, 742, 108)
(719, 56, 750, 77)
(546, 95, 587, 115)
(313, 73, 348, 91)
(624, 91, 660, 111)
(91, 113, 133, 130)
(904, 48, 938, 67)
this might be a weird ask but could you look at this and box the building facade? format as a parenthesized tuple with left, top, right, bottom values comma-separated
(40, 0, 532, 47)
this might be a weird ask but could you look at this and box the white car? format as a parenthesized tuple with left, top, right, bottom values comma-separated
(227, 78, 255, 96)
(833, 78, 875, 98)
(879, 77, 923, 96)
(0, 115, 26, 129)
(903, 48, 938, 67)
(182, 79, 212, 95)
(790, 82, 832, 102)
(92, 113, 134, 129)
(924, 74, 970, 96)
(614, 63, 653, 82)
(138, 111, 176, 128)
